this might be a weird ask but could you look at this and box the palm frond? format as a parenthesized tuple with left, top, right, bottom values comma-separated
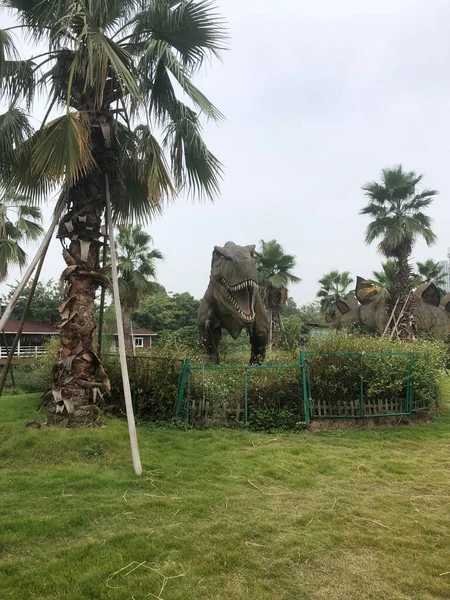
(131, 0, 228, 71)
(0, 105, 33, 167)
(31, 111, 96, 186)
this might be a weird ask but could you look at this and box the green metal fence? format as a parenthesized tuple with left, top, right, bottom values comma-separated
(176, 350, 438, 425)
(176, 361, 307, 425)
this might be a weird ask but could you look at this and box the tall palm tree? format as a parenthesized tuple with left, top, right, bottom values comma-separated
(0, 187, 43, 282)
(316, 270, 354, 316)
(254, 239, 301, 348)
(114, 225, 163, 350)
(360, 165, 437, 338)
(0, 1, 226, 425)
(416, 259, 446, 288)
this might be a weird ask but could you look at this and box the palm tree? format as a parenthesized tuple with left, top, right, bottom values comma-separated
(114, 226, 163, 350)
(367, 260, 398, 302)
(316, 270, 354, 316)
(0, 1, 226, 425)
(254, 239, 301, 348)
(360, 165, 437, 338)
(416, 259, 446, 288)
(0, 187, 43, 282)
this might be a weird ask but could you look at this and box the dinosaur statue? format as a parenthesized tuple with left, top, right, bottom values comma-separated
(330, 276, 450, 338)
(198, 242, 269, 364)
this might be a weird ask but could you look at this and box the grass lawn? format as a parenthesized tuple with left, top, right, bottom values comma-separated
(2, 386, 450, 600)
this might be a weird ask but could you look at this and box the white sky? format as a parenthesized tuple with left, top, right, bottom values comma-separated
(1, 0, 450, 305)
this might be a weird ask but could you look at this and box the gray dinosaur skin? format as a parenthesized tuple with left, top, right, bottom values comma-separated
(332, 277, 450, 338)
(198, 242, 269, 364)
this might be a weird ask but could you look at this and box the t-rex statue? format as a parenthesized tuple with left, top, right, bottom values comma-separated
(330, 276, 450, 338)
(198, 241, 269, 364)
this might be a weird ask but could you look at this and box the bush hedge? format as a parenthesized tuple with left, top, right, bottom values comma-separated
(9, 331, 445, 427)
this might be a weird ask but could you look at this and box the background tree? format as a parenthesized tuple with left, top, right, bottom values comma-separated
(254, 239, 301, 348)
(114, 226, 163, 350)
(316, 270, 354, 316)
(0, 1, 226, 425)
(416, 259, 446, 289)
(134, 291, 200, 333)
(0, 188, 43, 282)
(3, 279, 61, 324)
(361, 165, 437, 338)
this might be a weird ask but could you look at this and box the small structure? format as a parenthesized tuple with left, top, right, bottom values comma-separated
(106, 327, 158, 350)
(0, 320, 58, 359)
(0, 321, 158, 359)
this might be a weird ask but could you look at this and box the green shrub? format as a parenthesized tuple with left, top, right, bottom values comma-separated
(102, 350, 183, 421)
(248, 408, 305, 432)
(306, 333, 445, 415)
(10, 337, 59, 393)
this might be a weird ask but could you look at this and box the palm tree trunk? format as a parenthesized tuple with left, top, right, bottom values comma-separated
(47, 178, 110, 426)
(392, 245, 415, 340)
(267, 286, 282, 348)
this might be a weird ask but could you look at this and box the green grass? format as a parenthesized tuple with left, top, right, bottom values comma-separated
(2, 387, 450, 599)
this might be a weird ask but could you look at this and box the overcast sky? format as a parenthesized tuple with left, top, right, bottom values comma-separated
(1, 0, 450, 305)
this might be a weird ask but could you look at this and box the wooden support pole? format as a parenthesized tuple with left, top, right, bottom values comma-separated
(105, 175, 142, 476)
(0, 235, 50, 396)
(0, 192, 66, 333)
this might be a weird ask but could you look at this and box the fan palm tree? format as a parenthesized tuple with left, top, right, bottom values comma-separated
(114, 226, 163, 350)
(316, 270, 354, 316)
(360, 165, 437, 338)
(367, 260, 398, 302)
(0, 1, 226, 425)
(416, 259, 446, 288)
(0, 187, 43, 282)
(254, 239, 301, 348)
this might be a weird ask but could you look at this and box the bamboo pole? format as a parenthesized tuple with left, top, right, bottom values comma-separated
(0, 235, 50, 396)
(105, 175, 142, 476)
(0, 192, 66, 333)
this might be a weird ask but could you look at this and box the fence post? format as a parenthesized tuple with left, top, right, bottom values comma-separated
(300, 350, 311, 425)
(407, 353, 414, 415)
(186, 369, 191, 422)
(175, 359, 190, 417)
(244, 368, 249, 424)
(359, 353, 364, 417)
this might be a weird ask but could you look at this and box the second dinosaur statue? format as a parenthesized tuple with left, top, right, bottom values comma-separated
(331, 276, 450, 338)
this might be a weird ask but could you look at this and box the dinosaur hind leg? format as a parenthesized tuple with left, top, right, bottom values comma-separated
(200, 319, 222, 364)
(249, 328, 267, 365)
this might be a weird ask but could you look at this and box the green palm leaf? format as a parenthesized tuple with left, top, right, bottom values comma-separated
(31, 112, 96, 186)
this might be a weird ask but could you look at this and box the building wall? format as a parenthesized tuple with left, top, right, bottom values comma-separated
(439, 259, 450, 293)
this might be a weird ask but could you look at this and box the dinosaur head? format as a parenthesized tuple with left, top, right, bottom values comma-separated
(210, 241, 259, 324)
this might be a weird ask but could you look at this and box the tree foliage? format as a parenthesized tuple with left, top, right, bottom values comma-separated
(0, 187, 43, 282)
(134, 291, 200, 332)
(316, 270, 354, 316)
(3, 279, 61, 324)
(416, 259, 446, 287)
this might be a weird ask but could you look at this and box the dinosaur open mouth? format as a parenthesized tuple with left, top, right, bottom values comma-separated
(221, 278, 257, 322)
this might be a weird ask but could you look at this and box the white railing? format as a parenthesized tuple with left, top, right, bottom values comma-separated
(0, 345, 45, 359)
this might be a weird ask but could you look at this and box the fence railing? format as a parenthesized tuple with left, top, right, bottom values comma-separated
(175, 350, 438, 425)
(0, 345, 45, 359)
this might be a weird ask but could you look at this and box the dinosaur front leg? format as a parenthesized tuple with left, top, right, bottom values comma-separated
(249, 294, 269, 365)
(200, 319, 222, 364)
